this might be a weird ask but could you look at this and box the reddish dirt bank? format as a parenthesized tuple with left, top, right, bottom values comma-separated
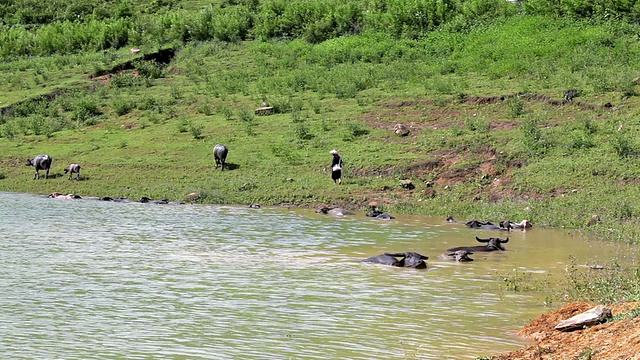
(493, 302, 640, 360)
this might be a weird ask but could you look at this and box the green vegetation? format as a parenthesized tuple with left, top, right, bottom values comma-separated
(2, 0, 640, 304)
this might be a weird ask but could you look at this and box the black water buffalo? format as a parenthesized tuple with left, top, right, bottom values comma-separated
(447, 236, 509, 252)
(26, 154, 52, 179)
(465, 220, 503, 230)
(213, 144, 228, 171)
(316, 207, 355, 216)
(437, 250, 474, 262)
(362, 252, 428, 269)
(447, 217, 510, 231)
(64, 163, 81, 180)
(366, 209, 395, 219)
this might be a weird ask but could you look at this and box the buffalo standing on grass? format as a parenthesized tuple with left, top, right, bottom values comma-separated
(26, 154, 52, 179)
(64, 164, 81, 180)
(213, 144, 228, 171)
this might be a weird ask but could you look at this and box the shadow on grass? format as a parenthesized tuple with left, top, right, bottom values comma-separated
(213, 163, 240, 171)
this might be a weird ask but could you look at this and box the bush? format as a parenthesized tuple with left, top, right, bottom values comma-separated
(189, 121, 203, 139)
(74, 99, 100, 125)
(521, 117, 544, 154)
(611, 132, 638, 158)
(112, 98, 134, 116)
(134, 60, 164, 79)
(342, 120, 369, 141)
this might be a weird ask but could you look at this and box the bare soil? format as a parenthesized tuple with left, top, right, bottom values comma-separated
(494, 302, 640, 360)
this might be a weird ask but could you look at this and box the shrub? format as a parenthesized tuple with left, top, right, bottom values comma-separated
(342, 120, 369, 141)
(177, 117, 189, 133)
(134, 60, 164, 79)
(110, 74, 138, 87)
(74, 99, 100, 125)
(507, 98, 525, 118)
(521, 117, 544, 154)
(189, 121, 203, 139)
(112, 98, 134, 116)
(611, 132, 637, 158)
(293, 124, 314, 140)
(464, 116, 489, 132)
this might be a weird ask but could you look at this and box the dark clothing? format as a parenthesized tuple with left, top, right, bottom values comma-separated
(331, 155, 343, 181)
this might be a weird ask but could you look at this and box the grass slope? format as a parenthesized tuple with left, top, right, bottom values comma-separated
(1, 16, 640, 249)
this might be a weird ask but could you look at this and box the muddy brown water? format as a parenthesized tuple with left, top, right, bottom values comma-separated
(1, 192, 635, 359)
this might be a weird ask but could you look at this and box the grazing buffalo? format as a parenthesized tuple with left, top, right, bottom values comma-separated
(363, 252, 429, 269)
(437, 250, 474, 262)
(213, 144, 228, 171)
(316, 207, 355, 216)
(447, 236, 509, 252)
(64, 163, 81, 180)
(26, 154, 53, 179)
(563, 89, 579, 102)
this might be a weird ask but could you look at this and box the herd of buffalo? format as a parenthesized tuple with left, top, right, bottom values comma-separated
(27, 145, 531, 269)
(25, 144, 230, 181)
(314, 206, 531, 268)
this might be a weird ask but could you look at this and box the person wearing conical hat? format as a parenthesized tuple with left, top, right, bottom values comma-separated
(330, 150, 343, 184)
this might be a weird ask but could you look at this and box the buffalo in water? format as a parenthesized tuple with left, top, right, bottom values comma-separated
(500, 219, 533, 230)
(213, 144, 228, 171)
(448, 216, 528, 231)
(316, 207, 355, 216)
(26, 154, 52, 179)
(447, 237, 509, 252)
(362, 252, 428, 269)
(437, 250, 474, 262)
(366, 209, 395, 220)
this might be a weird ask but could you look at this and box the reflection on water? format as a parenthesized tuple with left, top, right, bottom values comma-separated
(0, 191, 635, 359)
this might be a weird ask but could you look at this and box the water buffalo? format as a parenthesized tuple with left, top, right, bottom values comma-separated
(213, 144, 228, 171)
(500, 219, 533, 230)
(563, 89, 579, 102)
(362, 252, 428, 269)
(316, 207, 355, 216)
(366, 209, 395, 219)
(437, 250, 474, 262)
(447, 217, 510, 230)
(465, 220, 503, 230)
(48, 192, 81, 200)
(447, 236, 509, 252)
(64, 163, 81, 180)
(26, 154, 52, 179)
(363, 252, 428, 269)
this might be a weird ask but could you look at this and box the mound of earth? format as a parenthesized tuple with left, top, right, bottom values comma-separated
(494, 302, 640, 360)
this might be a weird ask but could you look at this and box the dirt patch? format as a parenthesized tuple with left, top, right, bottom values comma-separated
(494, 302, 640, 360)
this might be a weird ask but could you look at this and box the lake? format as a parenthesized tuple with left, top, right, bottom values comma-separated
(0, 191, 632, 359)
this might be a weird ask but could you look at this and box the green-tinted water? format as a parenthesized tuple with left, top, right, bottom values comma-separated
(0, 192, 634, 359)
